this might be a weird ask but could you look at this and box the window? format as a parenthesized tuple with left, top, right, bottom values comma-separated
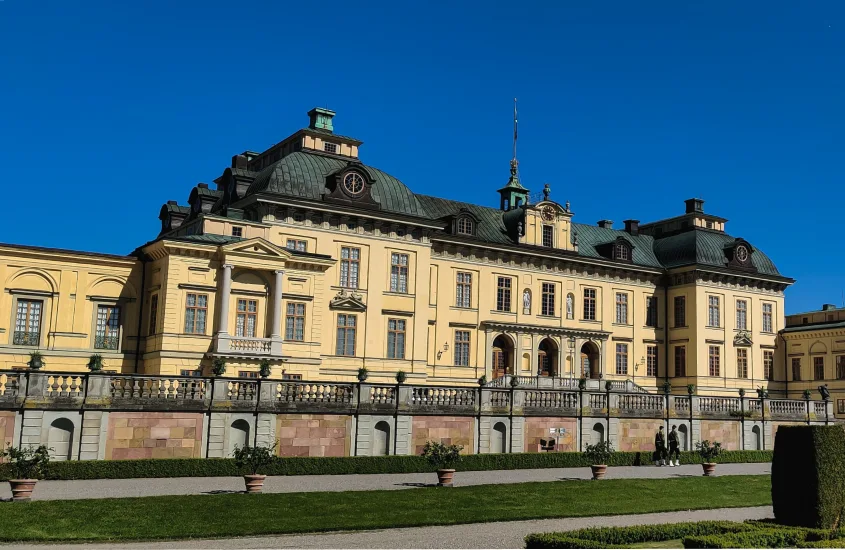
(674, 346, 686, 377)
(95, 305, 121, 350)
(323, 142, 337, 153)
(615, 242, 629, 261)
(839, 399, 845, 415)
(339, 247, 360, 289)
(336, 314, 357, 356)
(838, 356, 845, 380)
(737, 348, 748, 379)
(343, 172, 365, 196)
(736, 300, 747, 330)
(764, 350, 774, 381)
(541, 283, 555, 316)
(792, 358, 802, 381)
(674, 296, 686, 327)
(283, 373, 302, 381)
(285, 303, 305, 341)
(709, 346, 720, 376)
(148, 294, 158, 335)
(390, 253, 409, 293)
(454, 330, 470, 366)
(762, 303, 773, 333)
(14, 299, 42, 346)
(293, 212, 305, 222)
(286, 239, 307, 252)
(387, 319, 406, 359)
(708, 296, 720, 327)
(180, 369, 203, 377)
(235, 299, 257, 338)
(615, 292, 628, 324)
(238, 371, 260, 379)
(542, 225, 553, 247)
(645, 296, 658, 327)
(496, 277, 512, 312)
(646, 346, 658, 377)
(583, 288, 596, 320)
(457, 217, 473, 235)
(456, 272, 472, 308)
(184, 293, 208, 334)
(814, 357, 825, 380)
(231, 227, 243, 237)
(615, 343, 628, 375)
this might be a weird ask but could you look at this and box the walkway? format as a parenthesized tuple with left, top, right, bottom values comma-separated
(2, 506, 773, 549)
(0, 462, 769, 501)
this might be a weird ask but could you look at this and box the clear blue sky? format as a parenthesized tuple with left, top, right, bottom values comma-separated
(1, 1, 842, 314)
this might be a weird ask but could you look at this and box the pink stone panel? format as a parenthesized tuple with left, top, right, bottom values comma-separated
(105, 412, 203, 460)
(275, 414, 352, 457)
(412, 416, 474, 455)
(618, 419, 662, 452)
(700, 420, 740, 451)
(523, 417, 577, 453)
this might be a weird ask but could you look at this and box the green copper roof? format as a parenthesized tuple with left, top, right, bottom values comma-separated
(246, 151, 426, 217)
(652, 229, 781, 276)
(571, 223, 663, 268)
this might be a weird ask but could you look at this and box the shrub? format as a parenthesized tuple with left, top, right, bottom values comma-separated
(696, 440, 723, 463)
(87, 354, 104, 372)
(583, 440, 613, 465)
(28, 351, 44, 369)
(357, 367, 368, 381)
(211, 357, 226, 376)
(2, 445, 51, 480)
(421, 441, 462, 470)
(772, 425, 845, 529)
(258, 359, 271, 378)
(232, 441, 278, 475)
(395, 370, 407, 384)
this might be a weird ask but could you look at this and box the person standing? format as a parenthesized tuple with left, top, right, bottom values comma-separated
(668, 425, 681, 467)
(654, 426, 667, 466)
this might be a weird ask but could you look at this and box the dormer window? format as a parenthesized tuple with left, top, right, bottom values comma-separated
(542, 225, 554, 247)
(324, 142, 338, 154)
(457, 217, 474, 235)
(615, 242, 630, 261)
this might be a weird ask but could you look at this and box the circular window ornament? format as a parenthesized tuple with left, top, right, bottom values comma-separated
(736, 245, 749, 263)
(343, 173, 365, 196)
(541, 205, 556, 222)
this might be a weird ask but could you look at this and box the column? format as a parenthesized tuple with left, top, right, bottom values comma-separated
(271, 270, 285, 339)
(484, 329, 493, 380)
(557, 337, 566, 379)
(599, 339, 606, 379)
(217, 264, 233, 335)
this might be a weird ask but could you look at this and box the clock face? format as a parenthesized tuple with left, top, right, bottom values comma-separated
(541, 205, 556, 222)
(735, 245, 749, 263)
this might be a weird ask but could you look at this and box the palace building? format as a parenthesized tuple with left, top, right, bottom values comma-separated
(0, 107, 801, 397)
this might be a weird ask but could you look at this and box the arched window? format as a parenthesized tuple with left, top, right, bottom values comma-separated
(614, 242, 630, 261)
(457, 217, 473, 235)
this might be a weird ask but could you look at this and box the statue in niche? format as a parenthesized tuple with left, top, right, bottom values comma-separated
(523, 289, 531, 314)
(566, 294, 574, 320)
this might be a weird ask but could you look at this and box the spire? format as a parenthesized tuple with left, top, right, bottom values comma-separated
(498, 98, 528, 211)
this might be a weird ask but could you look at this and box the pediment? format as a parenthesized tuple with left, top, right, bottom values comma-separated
(329, 289, 367, 312)
(734, 330, 753, 347)
(222, 238, 289, 258)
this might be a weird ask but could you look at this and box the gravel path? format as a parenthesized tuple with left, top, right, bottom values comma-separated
(1, 506, 773, 549)
(0, 462, 769, 501)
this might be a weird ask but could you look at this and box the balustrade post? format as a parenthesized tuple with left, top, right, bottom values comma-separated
(85, 372, 111, 400)
(212, 377, 230, 404)
(258, 379, 275, 405)
(358, 383, 373, 405)
(25, 371, 47, 399)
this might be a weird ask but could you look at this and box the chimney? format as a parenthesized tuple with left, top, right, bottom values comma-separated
(623, 219, 640, 236)
(597, 220, 613, 229)
(167, 200, 177, 205)
(231, 154, 248, 170)
(308, 107, 336, 132)
(685, 198, 705, 214)
(823, 304, 837, 311)
(198, 183, 208, 189)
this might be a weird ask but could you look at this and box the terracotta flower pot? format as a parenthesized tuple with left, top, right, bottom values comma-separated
(590, 465, 608, 480)
(436, 468, 456, 487)
(702, 463, 717, 477)
(243, 474, 266, 493)
(9, 479, 37, 501)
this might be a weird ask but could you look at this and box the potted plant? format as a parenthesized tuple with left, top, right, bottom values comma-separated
(604, 380, 613, 391)
(2, 444, 51, 501)
(396, 370, 407, 384)
(738, 388, 745, 397)
(421, 441, 463, 487)
(578, 377, 587, 390)
(662, 381, 672, 395)
(509, 375, 520, 388)
(87, 353, 104, 372)
(803, 389, 812, 400)
(477, 375, 487, 387)
(687, 384, 696, 395)
(696, 440, 722, 476)
(211, 357, 226, 376)
(233, 441, 278, 493)
(28, 351, 44, 370)
(259, 359, 271, 379)
(357, 367, 369, 382)
(584, 440, 614, 480)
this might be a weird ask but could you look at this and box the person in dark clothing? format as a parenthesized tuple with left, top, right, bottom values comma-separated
(668, 425, 681, 467)
(654, 426, 667, 466)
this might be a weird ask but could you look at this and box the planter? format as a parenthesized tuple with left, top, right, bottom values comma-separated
(590, 465, 608, 480)
(436, 468, 456, 487)
(243, 474, 266, 493)
(702, 463, 717, 477)
(29, 359, 42, 370)
(9, 479, 37, 501)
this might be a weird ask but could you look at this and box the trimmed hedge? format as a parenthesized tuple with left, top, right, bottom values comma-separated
(0, 449, 772, 481)
(526, 520, 845, 549)
(773, 425, 845, 529)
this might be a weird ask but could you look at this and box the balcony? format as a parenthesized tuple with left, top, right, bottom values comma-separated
(213, 334, 282, 358)
(94, 335, 120, 351)
(13, 331, 39, 346)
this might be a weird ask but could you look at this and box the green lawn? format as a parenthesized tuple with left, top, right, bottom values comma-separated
(0, 475, 773, 543)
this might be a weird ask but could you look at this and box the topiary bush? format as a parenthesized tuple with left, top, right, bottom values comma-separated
(772, 425, 845, 529)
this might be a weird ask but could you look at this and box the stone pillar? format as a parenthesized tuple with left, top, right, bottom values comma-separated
(271, 270, 285, 339)
(599, 339, 606, 378)
(217, 264, 234, 335)
(484, 329, 493, 380)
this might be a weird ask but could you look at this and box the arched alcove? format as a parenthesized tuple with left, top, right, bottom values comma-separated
(373, 421, 391, 456)
(48, 418, 75, 461)
(678, 425, 689, 451)
(492, 422, 507, 454)
(229, 419, 251, 456)
(592, 422, 605, 445)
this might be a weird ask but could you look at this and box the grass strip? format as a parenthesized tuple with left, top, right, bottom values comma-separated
(0, 475, 772, 543)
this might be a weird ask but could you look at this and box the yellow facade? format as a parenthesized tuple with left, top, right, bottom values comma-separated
(0, 107, 797, 396)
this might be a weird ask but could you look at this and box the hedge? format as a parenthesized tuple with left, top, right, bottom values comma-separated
(0, 449, 772, 481)
(526, 520, 845, 549)
(773, 425, 845, 529)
